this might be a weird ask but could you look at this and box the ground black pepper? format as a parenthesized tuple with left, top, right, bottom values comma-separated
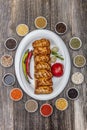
(67, 88, 79, 99)
(56, 23, 66, 34)
(5, 38, 17, 50)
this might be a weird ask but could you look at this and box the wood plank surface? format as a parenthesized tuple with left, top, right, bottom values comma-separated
(0, 0, 87, 130)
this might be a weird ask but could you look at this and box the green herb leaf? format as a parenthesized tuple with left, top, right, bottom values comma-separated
(52, 51, 64, 60)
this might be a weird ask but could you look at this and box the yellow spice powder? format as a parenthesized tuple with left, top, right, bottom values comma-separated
(35, 16, 47, 28)
(16, 24, 29, 36)
(55, 98, 68, 111)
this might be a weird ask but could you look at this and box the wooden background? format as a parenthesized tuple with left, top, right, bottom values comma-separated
(0, 0, 87, 130)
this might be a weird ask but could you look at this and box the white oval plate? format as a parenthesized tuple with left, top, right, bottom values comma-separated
(15, 29, 71, 100)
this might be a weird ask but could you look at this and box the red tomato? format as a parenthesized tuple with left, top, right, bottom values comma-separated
(51, 63, 64, 77)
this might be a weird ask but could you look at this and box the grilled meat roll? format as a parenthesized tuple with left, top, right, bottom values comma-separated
(35, 70, 53, 79)
(33, 47, 51, 55)
(35, 78, 53, 86)
(34, 55, 50, 63)
(35, 86, 53, 94)
(33, 38, 53, 94)
(35, 62, 51, 71)
(33, 38, 50, 48)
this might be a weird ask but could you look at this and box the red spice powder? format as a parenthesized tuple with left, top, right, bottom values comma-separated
(40, 104, 53, 116)
(10, 88, 23, 100)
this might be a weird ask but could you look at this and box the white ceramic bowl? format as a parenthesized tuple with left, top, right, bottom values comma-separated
(15, 29, 71, 100)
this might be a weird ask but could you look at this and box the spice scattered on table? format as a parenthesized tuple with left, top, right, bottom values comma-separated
(25, 99, 38, 112)
(55, 22, 67, 34)
(2, 73, 15, 86)
(67, 88, 79, 100)
(40, 104, 53, 117)
(0, 54, 13, 67)
(10, 88, 23, 101)
(55, 98, 68, 111)
(69, 37, 82, 50)
(73, 55, 86, 68)
(34, 16, 47, 28)
(4, 37, 17, 51)
(71, 72, 84, 85)
(16, 24, 29, 36)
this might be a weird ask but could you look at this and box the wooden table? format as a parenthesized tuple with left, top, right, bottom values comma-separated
(0, 0, 87, 130)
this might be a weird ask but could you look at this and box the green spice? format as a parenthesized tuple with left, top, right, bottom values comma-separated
(74, 55, 86, 67)
(70, 38, 81, 49)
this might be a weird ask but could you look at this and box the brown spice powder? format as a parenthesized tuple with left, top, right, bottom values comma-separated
(1, 55, 13, 67)
(25, 100, 38, 112)
(56, 23, 66, 33)
(35, 17, 47, 28)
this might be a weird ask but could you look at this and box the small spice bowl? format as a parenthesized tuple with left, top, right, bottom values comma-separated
(4, 37, 17, 51)
(10, 88, 23, 101)
(16, 24, 29, 37)
(0, 54, 13, 68)
(25, 99, 38, 113)
(55, 22, 67, 35)
(34, 16, 47, 29)
(66, 87, 79, 100)
(2, 73, 15, 87)
(55, 98, 68, 111)
(40, 103, 53, 117)
(73, 55, 86, 68)
(71, 72, 84, 85)
(69, 37, 82, 50)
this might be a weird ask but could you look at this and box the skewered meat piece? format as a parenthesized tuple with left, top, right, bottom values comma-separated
(35, 62, 51, 71)
(34, 55, 50, 63)
(35, 70, 53, 79)
(35, 78, 53, 86)
(33, 38, 50, 48)
(35, 86, 53, 94)
(33, 47, 51, 55)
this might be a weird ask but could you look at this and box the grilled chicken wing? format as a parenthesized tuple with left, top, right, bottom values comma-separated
(33, 38, 50, 48)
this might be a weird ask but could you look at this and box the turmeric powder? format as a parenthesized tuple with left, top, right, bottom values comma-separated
(55, 98, 68, 111)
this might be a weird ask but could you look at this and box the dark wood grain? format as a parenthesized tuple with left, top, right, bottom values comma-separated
(0, 0, 87, 130)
